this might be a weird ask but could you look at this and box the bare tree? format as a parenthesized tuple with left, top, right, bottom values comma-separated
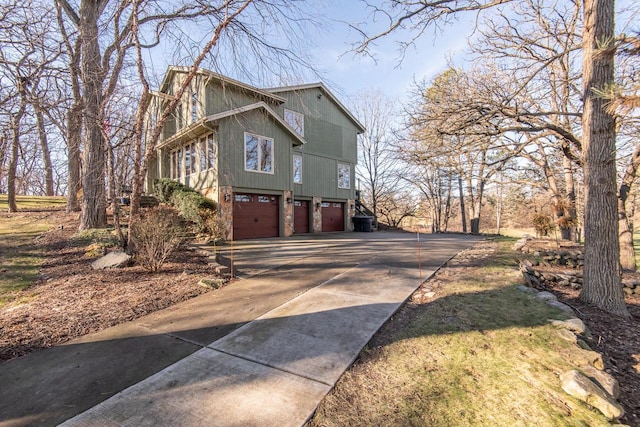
(579, 0, 628, 316)
(350, 89, 402, 221)
(56, 0, 246, 229)
(0, 1, 62, 209)
(352, 0, 630, 315)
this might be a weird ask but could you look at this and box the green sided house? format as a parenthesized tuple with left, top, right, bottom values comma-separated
(146, 66, 365, 240)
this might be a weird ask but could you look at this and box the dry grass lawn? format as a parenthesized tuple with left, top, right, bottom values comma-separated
(307, 239, 612, 426)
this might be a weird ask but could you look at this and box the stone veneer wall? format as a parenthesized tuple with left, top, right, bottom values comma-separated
(312, 197, 322, 233)
(218, 185, 233, 240)
(283, 190, 293, 237)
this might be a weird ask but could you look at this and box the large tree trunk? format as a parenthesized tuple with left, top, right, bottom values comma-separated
(618, 199, 635, 271)
(35, 108, 54, 196)
(7, 111, 23, 213)
(579, 0, 629, 316)
(458, 175, 467, 233)
(470, 178, 485, 234)
(66, 102, 82, 212)
(78, 0, 106, 229)
(562, 155, 578, 241)
(617, 144, 640, 271)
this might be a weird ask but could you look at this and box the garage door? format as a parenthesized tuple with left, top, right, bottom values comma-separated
(293, 200, 310, 234)
(233, 193, 279, 240)
(321, 202, 344, 232)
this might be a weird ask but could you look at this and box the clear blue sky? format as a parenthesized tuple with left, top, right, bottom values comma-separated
(302, 1, 477, 101)
(296, 0, 638, 102)
(147, 0, 637, 104)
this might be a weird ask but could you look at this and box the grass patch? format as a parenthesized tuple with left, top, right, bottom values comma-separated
(69, 228, 120, 258)
(307, 240, 610, 427)
(0, 215, 52, 306)
(0, 194, 66, 210)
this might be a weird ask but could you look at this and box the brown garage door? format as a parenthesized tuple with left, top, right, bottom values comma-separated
(293, 200, 310, 234)
(321, 202, 344, 232)
(233, 193, 279, 240)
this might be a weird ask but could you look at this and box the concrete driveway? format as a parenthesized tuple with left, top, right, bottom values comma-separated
(0, 231, 482, 427)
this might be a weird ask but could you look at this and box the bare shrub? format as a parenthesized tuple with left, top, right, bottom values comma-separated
(532, 213, 556, 238)
(130, 206, 185, 272)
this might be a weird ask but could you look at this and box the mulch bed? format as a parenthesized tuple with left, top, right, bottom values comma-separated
(549, 283, 640, 426)
(519, 237, 640, 426)
(0, 211, 217, 363)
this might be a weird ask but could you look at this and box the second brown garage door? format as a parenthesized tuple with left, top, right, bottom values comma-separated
(233, 193, 279, 240)
(321, 202, 344, 232)
(293, 200, 310, 234)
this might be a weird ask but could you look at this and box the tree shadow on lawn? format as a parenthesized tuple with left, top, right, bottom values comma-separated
(0, 285, 573, 427)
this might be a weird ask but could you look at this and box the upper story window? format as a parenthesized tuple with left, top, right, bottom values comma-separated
(175, 101, 183, 130)
(205, 134, 215, 169)
(284, 109, 304, 136)
(338, 163, 350, 189)
(245, 132, 273, 174)
(191, 90, 198, 123)
(293, 155, 302, 184)
(170, 133, 215, 179)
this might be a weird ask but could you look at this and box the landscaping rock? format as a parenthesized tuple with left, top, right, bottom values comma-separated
(566, 348, 605, 370)
(91, 251, 131, 270)
(560, 370, 624, 420)
(536, 291, 558, 302)
(557, 328, 577, 343)
(550, 318, 589, 336)
(198, 278, 225, 289)
(516, 285, 538, 294)
(581, 365, 620, 399)
(546, 300, 575, 315)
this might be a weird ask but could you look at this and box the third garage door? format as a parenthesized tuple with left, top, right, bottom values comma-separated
(293, 200, 310, 234)
(321, 202, 344, 232)
(233, 193, 279, 240)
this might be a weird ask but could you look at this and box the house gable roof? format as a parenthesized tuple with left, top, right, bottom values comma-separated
(267, 82, 365, 133)
(159, 66, 287, 104)
(158, 101, 306, 150)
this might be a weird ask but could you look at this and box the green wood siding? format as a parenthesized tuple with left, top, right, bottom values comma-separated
(293, 152, 354, 199)
(275, 87, 359, 200)
(204, 81, 281, 116)
(217, 109, 294, 192)
(273, 88, 359, 163)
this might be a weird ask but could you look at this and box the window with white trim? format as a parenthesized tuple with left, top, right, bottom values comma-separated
(184, 143, 192, 175)
(293, 155, 302, 184)
(338, 163, 350, 189)
(284, 109, 304, 136)
(245, 133, 273, 174)
(175, 102, 183, 130)
(206, 134, 215, 169)
(199, 139, 206, 172)
(169, 133, 215, 179)
(177, 148, 183, 178)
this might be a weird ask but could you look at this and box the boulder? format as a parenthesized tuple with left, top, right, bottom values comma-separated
(516, 285, 538, 294)
(536, 291, 558, 302)
(550, 318, 589, 336)
(198, 278, 225, 289)
(560, 370, 624, 420)
(581, 366, 620, 399)
(91, 251, 131, 270)
(546, 300, 575, 315)
(566, 348, 605, 371)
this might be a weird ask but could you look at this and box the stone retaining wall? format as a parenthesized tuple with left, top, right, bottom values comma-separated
(514, 237, 640, 295)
